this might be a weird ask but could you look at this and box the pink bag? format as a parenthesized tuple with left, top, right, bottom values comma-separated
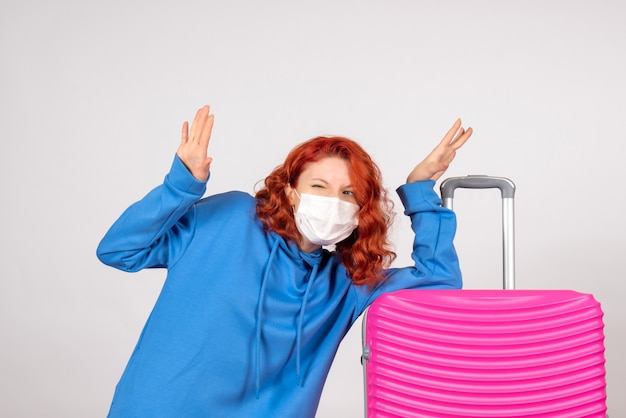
(361, 177, 607, 417)
(362, 289, 606, 417)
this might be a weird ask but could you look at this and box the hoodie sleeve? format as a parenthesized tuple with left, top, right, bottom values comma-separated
(96, 155, 207, 272)
(351, 180, 462, 315)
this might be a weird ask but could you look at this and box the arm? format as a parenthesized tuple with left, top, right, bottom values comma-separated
(96, 105, 215, 271)
(352, 181, 462, 312)
(387, 117, 472, 285)
(96, 155, 207, 271)
(387, 180, 461, 288)
(352, 119, 472, 312)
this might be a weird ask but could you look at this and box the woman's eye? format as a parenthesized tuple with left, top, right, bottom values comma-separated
(343, 190, 355, 197)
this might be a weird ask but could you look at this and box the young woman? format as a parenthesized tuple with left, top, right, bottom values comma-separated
(97, 105, 472, 417)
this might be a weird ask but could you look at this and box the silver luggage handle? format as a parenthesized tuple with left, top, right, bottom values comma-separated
(440, 175, 516, 290)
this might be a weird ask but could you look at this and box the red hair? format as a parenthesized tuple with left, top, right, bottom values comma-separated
(255, 136, 396, 287)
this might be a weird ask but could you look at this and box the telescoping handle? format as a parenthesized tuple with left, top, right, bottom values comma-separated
(440, 175, 516, 290)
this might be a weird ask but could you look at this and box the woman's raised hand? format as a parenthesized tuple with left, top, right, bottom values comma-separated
(177, 105, 215, 181)
(407, 119, 472, 183)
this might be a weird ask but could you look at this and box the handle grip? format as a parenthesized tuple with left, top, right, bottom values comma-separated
(441, 175, 516, 199)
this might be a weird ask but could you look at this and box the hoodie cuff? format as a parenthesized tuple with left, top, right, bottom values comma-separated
(165, 154, 209, 197)
(396, 180, 441, 215)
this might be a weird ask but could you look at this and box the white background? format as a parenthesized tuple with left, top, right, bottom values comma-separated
(1, 0, 624, 416)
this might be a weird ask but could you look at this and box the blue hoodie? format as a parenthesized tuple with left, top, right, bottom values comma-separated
(97, 155, 461, 417)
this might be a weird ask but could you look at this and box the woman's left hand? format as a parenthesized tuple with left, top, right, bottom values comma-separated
(407, 119, 473, 183)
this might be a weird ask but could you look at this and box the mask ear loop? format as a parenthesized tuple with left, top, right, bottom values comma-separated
(289, 186, 301, 213)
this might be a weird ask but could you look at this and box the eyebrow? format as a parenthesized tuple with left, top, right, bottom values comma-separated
(310, 178, 353, 188)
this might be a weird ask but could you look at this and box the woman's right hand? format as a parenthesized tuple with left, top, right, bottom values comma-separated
(406, 119, 472, 183)
(176, 105, 215, 181)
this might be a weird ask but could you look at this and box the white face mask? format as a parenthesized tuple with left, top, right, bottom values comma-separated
(293, 191, 359, 246)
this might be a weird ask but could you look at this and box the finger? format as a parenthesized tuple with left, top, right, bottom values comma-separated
(198, 113, 214, 149)
(450, 126, 473, 150)
(181, 121, 189, 145)
(441, 119, 463, 145)
(189, 105, 209, 142)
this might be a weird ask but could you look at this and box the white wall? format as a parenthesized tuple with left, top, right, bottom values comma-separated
(1, 0, 624, 416)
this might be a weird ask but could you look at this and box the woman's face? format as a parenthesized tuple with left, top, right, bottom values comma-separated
(285, 156, 358, 252)
(285, 156, 357, 209)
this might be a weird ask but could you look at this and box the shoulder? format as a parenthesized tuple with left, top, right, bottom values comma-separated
(195, 191, 256, 213)
(186, 191, 264, 241)
(192, 191, 261, 230)
(183, 191, 268, 244)
(198, 190, 255, 204)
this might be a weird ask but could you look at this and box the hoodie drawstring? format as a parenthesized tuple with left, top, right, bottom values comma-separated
(254, 239, 321, 397)
(255, 239, 280, 399)
(295, 262, 318, 386)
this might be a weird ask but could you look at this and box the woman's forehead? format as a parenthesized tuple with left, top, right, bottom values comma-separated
(299, 157, 352, 184)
